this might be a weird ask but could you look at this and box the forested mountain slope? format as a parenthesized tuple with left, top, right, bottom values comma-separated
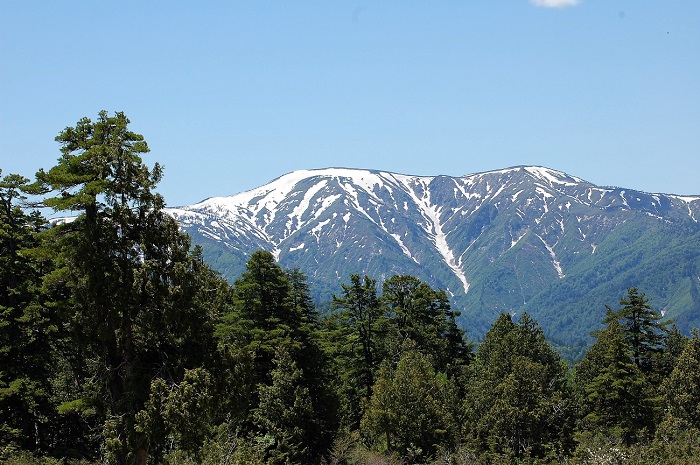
(166, 166, 700, 345)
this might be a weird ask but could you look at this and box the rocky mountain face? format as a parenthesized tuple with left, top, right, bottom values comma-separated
(166, 166, 700, 347)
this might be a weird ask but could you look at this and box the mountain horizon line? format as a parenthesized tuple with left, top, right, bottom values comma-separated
(173, 165, 700, 209)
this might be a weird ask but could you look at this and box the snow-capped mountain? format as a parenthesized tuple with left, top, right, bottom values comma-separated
(166, 166, 700, 345)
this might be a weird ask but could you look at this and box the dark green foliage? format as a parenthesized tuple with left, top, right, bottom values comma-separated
(381, 275, 471, 375)
(324, 274, 386, 431)
(0, 172, 57, 456)
(30, 112, 220, 464)
(5, 114, 700, 464)
(464, 313, 572, 460)
(361, 348, 459, 462)
(221, 250, 301, 383)
(135, 368, 214, 462)
(573, 288, 677, 447)
(324, 274, 471, 435)
(576, 288, 670, 444)
(656, 324, 688, 381)
(604, 287, 669, 374)
(657, 330, 700, 442)
(253, 346, 315, 465)
(215, 251, 336, 463)
(574, 319, 655, 444)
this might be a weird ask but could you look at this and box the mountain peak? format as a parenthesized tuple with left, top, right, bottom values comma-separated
(167, 165, 700, 343)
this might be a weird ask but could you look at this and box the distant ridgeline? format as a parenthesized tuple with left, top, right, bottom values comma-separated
(166, 166, 700, 347)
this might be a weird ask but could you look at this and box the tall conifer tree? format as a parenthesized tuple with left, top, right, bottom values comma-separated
(216, 251, 335, 461)
(33, 112, 217, 464)
(327, 274, 385, 429)
(361, 348, 458, 462)
(604, 287, 669, 374)
(575, 318, 654, 444)
(657, 330, 700, 440)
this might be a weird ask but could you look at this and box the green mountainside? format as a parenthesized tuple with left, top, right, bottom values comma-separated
(168, 167, 700, 345)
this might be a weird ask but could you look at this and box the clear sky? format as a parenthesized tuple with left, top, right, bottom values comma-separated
(2, 1, 699, 208)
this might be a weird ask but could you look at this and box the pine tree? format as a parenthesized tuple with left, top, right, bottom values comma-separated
(33, 112, 218, 464)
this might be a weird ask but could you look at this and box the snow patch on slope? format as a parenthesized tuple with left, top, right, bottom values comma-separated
(391, 233, 419, 264)
(396, 175, 470, 293)
(536, 233, 565, 278)
(524, 166, 583, 186)
(286, 180, 328, 234)
(670, 195, 700, 222)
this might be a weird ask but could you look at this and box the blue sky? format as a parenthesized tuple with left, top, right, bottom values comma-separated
(2, 1, 698, 208)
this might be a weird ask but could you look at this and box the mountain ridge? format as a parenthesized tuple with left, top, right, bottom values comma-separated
(166, 166, 700, 345)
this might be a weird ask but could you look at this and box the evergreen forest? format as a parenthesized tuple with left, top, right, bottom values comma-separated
(2, 112, 700, 465)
